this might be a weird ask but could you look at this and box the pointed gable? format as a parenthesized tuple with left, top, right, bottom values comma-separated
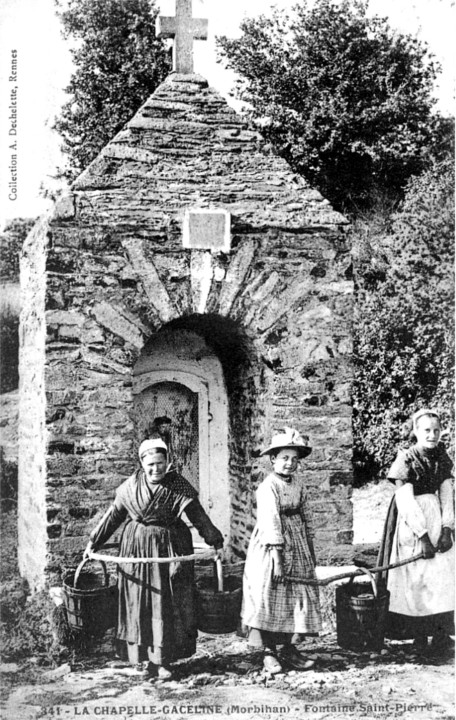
(74, 74, 347, 232)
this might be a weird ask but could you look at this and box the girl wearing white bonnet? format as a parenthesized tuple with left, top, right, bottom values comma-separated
(84, 436, 224, 679)
(378, 408, 454, 655)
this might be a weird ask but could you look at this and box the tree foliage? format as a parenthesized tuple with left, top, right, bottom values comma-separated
(0, 219, 34, 394)
(0, 310, 19, 394)
(0, 218, 34, 282)
(217, 0, 441, 212)
(352, 158, 454, 481)
(54, 0, 171, 179)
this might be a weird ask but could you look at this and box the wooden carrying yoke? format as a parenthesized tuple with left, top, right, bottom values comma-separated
(87, 546, 425, 588)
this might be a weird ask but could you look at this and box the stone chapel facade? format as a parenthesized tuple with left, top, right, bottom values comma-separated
(19, 72, 354, 591)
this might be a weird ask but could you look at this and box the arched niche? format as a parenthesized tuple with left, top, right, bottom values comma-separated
(132, 329, 230, 545)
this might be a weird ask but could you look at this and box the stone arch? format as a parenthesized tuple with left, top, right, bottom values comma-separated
(158, 314, 263, 558)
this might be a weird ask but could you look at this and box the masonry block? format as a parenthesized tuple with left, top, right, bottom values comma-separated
(19, 74, 353, 587)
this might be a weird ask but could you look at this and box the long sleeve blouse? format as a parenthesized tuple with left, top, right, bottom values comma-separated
(255, 472, 314, 548)
(90, 469, 224, 550)
(388, 444, 454, 537)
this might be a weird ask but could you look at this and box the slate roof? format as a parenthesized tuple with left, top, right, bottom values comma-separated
(73, 73, 347, 231)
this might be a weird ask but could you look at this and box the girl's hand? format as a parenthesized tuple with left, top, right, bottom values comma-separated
(83, 540, 94, 560)
(421, 533, 436, 559)
(437, 527, 453, 553)
(271, 548, 284, 583)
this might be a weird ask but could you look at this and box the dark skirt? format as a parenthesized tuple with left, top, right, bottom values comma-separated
(116, 518, 198, 665)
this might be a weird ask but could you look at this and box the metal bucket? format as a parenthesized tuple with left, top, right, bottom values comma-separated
(336, 567, 390, 652)
(196, 557, 242, 634)
(62, 558, 118, 637)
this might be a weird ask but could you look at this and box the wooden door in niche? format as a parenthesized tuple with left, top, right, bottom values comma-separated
(134, 381, 199, 492)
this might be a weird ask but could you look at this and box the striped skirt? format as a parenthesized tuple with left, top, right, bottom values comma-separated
(241, 514, 322, 636)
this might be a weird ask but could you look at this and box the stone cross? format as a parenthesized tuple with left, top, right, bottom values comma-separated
(156, 0, 208, 74)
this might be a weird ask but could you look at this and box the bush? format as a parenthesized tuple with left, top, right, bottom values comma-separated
(0, 511, 74, 664)
(0, 309, 19, 393)
(0, 510, 54, 662)
(0, 448, 18, 510)
(0, 585, 55, 661)
(352, 159, 455, 481)
(0, 218, 35, 281)
(54, 0, 170, 179)
(0, 217, 32, 394)
(217, 0, 441, 212)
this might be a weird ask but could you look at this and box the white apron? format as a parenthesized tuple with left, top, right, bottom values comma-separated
(388, 491, 455, 616)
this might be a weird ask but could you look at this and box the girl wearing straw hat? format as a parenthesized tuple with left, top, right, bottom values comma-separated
(241, 428, 322, 674)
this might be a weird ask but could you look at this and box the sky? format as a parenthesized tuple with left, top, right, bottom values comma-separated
(0, 0, 454, 226)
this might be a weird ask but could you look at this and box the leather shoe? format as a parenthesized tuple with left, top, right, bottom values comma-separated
(412, 635, 428, 655)
(263, 653, 283, 674)
(281, 646, 316, 671)
(430, 634, 454, 655)
(131, 663, 152, 678)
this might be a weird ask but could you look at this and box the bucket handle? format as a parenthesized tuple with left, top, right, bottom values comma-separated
(73, 557, 109, 589)
(212, 556, 224, 593)
(347, 566, 377, 598)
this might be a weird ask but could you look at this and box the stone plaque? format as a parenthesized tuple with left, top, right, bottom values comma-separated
(183, 209, 231, 252)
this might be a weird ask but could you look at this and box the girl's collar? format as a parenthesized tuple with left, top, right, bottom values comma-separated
(414, 444, 438, 458)
(272, 471, 294, 483)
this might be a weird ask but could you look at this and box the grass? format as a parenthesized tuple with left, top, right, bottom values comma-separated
(0, 509, 55, 664)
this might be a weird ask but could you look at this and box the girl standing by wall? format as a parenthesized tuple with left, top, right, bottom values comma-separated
(378, 409, 454, 654)
(242, 428, 322, 673)
(84, 438, 224, 678)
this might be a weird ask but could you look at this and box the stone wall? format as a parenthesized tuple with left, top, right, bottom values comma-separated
(18, 219, 48, 591)
(19, 74, 353, 588)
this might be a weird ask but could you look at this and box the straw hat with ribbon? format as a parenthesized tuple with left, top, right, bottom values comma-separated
(260, 427, 312, 459)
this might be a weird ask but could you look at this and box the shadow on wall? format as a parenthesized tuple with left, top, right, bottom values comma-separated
(165, 313, 263, 455)
(166, 314, 254, 390)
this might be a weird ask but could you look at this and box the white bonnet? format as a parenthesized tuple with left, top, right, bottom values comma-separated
(138, 438, 168, 460)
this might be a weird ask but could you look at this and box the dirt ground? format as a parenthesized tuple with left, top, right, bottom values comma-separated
(1, 482, 454, 720)
(1, 630, 453, 720)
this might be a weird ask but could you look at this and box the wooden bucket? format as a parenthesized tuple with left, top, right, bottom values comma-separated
(196, 557, 242, 634)
(62, 558, 118, 637)
(336, 567, 389, 652)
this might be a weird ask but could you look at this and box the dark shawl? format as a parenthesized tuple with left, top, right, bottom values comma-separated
(377, 442, 453, 582)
